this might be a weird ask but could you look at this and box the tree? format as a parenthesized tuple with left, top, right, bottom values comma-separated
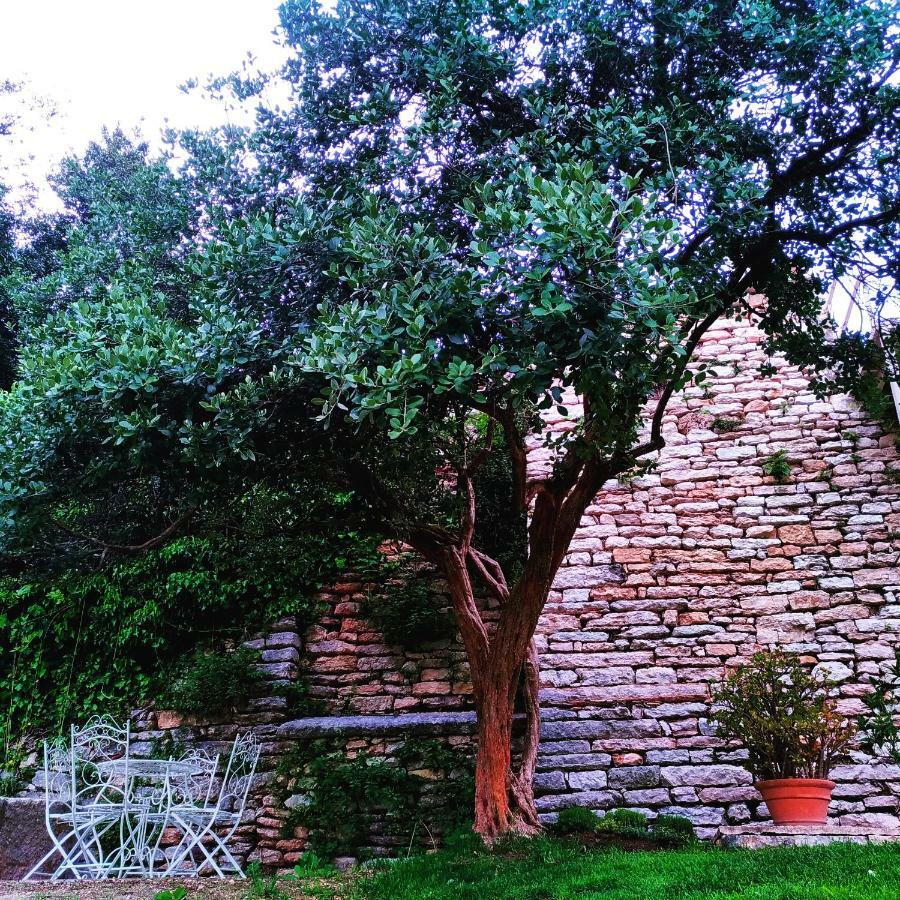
(0, 0, 898, 842)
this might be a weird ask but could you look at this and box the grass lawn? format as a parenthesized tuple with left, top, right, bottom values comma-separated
(356, 835, 900, 900)
(3, 839, 898, 899)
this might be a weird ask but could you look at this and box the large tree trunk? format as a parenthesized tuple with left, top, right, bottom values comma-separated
(470, 639, 542, 841)
(415, 475, 605, 842)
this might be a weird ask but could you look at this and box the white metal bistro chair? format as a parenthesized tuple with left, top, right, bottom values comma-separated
(138, 747, 220, 876)
(69, 714, 135, 878)
(24, 716, 132, 881)
(23, 739, 98, 881)
(163, 732, 260, 878)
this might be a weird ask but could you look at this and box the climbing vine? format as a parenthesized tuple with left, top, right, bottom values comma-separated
(279, 737, 474, 858)
(0, 521, 381, 767)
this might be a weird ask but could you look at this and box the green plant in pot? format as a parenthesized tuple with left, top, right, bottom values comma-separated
(712, 651, 855, 825)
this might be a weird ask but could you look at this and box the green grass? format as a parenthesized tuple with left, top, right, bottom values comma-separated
(354, 835, 900, 900)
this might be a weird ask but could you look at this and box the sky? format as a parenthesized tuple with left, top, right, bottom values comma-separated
(1, 0, 286, 209)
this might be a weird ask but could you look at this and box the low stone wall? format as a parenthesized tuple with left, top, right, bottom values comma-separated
(0, 798, 52, 881)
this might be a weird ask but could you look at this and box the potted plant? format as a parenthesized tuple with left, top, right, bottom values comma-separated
(712, 651, 855, 825)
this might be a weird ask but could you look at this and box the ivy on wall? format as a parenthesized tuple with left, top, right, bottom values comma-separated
(279, 737, 474, 858)
(0, 523, 381, 764)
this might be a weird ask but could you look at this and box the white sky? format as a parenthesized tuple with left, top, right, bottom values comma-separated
(1, 0, 286, 210)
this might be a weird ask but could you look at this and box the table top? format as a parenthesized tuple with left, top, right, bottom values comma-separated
(95, 758, 207, 777)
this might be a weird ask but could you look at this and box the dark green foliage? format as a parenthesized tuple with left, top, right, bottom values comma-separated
(0, 770, 25, 797)
(471, 425, 528, 582)
(857, 649, 900, 764)
(161, 647, 261, 716)
(597, 809, 649, 836)
(762, 449, 792, 484)
(278, 680, 327, 719)
(363, 557, 454, 649)
(853, 376, 899, 430)
(650, 815, 697, 848)
(712, 651, 855, 781)
(711, 417, 742, 434)
(153, 889, 187, 900)
(280, 737, 474, 858)
(552, 805, 600, 834)
(0, 513, 379, 754)
(247, 861, 287, 899)
(286, 851, 338, 879)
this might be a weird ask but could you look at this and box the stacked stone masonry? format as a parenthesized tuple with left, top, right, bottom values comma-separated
(125, 306, 900, 869)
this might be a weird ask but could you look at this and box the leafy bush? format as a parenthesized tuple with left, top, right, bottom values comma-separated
(712, 650, 855, 780)
(0, 770, 24, 797)
(711, 416, 742, 433)
(247, 861, 286, 899)
(278, 679, 327, 718)
(363, 556, 454, 648)
(280, 737, 474, 858)
(286, 850, 337, 879)
(597, 808, 649, 836)
(651, 814, 696, 847)
(153, 889, 187, 900)
(161, 647, 261, 715)
(857, 648, 900, 764)
(552, 805, 600, 834)
(762, 449, 792, 484)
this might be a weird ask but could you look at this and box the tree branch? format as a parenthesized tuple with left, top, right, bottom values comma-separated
(773, 206, 900, 247)
(53, 506, 197, 555)
(468, 547, 509, 604)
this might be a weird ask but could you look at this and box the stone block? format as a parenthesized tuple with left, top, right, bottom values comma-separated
(568, 770, 609, 790)
(660, 765, 753, 788)
(0, 798, 53, 880)
(608, 766, 661, 790)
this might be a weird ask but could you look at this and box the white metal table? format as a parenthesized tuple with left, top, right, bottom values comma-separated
(93, 758, 207, 877)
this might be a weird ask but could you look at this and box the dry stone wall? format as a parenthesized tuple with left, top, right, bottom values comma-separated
(121, 305, 900, 870)
(531, 303, 900, 837)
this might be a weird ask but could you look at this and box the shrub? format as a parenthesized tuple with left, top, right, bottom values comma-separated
(0, 771, 23, 797)
(363, 556, 454, 648)
(762, 449, 792, 483)
(286, 850, 337, 879)
(280, 737, 474, 858)
(0, 509, 377, 749)
(162, 647, 261, 715)
(651, 814, 696, 847)
(712, 650, 855, 780)
(597, 809, 649, 835)
(857, 648, 900, 764)
(552, 805, 600, 834)
(711, 416, 742, 433)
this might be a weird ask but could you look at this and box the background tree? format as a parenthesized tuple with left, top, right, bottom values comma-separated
(0, 0, 898, 841)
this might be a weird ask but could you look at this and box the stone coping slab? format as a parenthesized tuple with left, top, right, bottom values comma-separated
(279, 711, 480, 738)
(719, 822, 900, 849)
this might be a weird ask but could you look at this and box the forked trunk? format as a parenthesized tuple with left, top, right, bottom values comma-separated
(471, 641, 542, 841)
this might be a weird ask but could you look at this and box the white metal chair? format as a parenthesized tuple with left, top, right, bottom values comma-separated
(140, 747, 220, 876)
(163, 732, 260, 878)
(24, 716, 132, 881)
(69, 715, 134, 878)
(23, 739, 95, 881)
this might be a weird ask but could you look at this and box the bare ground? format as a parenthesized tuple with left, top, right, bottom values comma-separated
(0, 877, 349, 900)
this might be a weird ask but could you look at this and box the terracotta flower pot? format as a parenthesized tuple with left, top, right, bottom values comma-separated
(755, 778, 836, 825)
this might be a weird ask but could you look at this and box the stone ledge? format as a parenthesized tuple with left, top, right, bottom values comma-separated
(279, 711, 480, 738)
(719, 822, 900, 849)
